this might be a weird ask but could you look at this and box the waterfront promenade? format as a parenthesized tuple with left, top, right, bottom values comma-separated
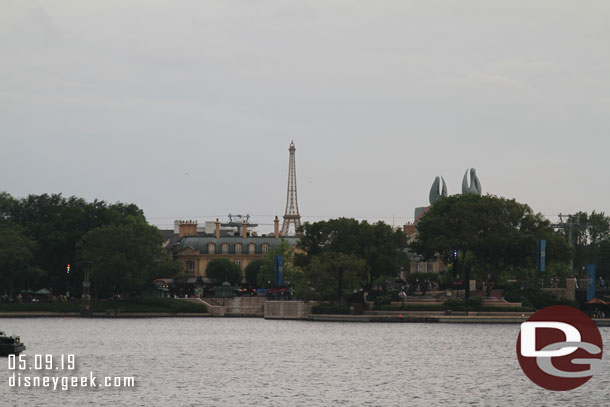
(3, 299, 610, 326)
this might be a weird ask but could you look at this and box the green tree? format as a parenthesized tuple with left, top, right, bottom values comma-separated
(296, 218, 408, 291)
(4, 193, 148, 294)
(412, 194, 571, 282)
(76, 223, 165, 297)
(150, 259, 185, 281)
(598, 240, 610, 280)
(258, 240, 295, 288)
(0, 219, 44, 295)
(567, 211, 610, 246)
(0, 191, 16, 219)
(205, 258, 242, 286)
(564, 211, 610, 275)
(301, 252, 364, 302)
(244, 258, 265, 286)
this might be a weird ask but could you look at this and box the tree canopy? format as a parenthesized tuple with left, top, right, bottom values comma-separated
(295, 218, 409, 294)
(256, 239, 295, 289)
(562, 211, 610, 278)
(300, 252, 365, 302)
(205, 258, 242, 286)
(0, 191, 164, 296)
(0, 219, 43, 295)
(412, 194, 571, 281)
(76, 223, 166, 297)
(244, 258, 266, 286)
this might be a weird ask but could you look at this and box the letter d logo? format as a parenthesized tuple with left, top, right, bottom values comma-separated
(520, 322, 581, 357)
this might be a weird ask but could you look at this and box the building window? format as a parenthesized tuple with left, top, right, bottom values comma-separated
(186, 261, 195, 272)
(235, 260, 241, 268)
(222, 243, 229, 254)
(235, 244, 242, 254)
(208, 243, 216, 254)
(248, 243, 256, 254)
(262, 244, 269, 254)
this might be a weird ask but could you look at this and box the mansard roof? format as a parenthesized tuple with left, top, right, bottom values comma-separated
(174, 235, 299, 255)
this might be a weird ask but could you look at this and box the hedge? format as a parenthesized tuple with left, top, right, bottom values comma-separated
(0, 298, 208, 313)
(374, 304, 535, 312)
(311, 304, 351, 315)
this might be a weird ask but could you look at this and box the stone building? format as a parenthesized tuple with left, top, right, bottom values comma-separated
(404, 219, 446, 275)
(167, 217, 298, 282)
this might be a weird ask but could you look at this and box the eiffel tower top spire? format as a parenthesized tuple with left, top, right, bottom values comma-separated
(281, 141, 302, 236)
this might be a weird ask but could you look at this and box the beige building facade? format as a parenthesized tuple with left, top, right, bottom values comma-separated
(169, 218, 298, 281)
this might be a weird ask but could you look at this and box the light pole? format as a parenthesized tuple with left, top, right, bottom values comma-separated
(81, 261, 93, 317)
(66, 264, 71, 299)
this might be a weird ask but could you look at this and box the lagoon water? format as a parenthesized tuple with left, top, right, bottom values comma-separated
(1, 318, 609, 406)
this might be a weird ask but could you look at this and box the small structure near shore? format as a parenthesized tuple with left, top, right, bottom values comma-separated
(0, 331, 26, 356)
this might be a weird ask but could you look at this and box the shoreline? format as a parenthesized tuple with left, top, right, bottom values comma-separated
(0, 312, 212, 318)
(306, 314, 527, 324)
(3, 311, 610, 326)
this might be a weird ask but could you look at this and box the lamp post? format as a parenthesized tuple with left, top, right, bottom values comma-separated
(66, 264, 71, 299)
(81, 261, 93, 317)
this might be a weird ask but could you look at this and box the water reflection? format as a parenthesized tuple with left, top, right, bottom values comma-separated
(1, 319, 608, 406)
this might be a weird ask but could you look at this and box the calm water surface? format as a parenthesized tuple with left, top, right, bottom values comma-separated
(1, 318, 609, 406)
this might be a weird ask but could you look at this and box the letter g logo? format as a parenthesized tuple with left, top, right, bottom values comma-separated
(516, 306, 604, 391)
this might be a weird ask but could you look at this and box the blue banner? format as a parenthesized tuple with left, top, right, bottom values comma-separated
(536, 240, 546, 272)
(274, 256, 283, 286)
(586, 264, 596, 301)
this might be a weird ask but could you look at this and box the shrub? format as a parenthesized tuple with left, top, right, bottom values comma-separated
(365, 291, 383, 302)
(311, 304, 351, 315)
(502, 280, 576, 310)
(167, 300, 208, 313)
(373, 304, 535, 312)
(442, 298, 465, 310)
(346, 291, 365, 303)
(476, 306, 535, 312)
(373, 304, 444, 311)
(520, 297, 533, 308)
(245, 259, 266, 287)
(467, 296, 482, 307)
(554, 297, 580, 308)
(0, 302, 80, 312)
(529, 290, 558, 310)
(205, 258, 242, 285)
(0, 298, 208, 314)
(374, 295, 392, 306)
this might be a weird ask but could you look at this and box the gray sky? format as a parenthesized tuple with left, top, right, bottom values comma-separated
(1, 1, 609, 233)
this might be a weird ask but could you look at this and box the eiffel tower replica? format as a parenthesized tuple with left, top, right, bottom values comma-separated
(281, 141, 302, 236)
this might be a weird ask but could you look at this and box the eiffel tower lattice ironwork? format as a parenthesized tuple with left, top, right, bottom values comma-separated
(281, 141, 302, 236)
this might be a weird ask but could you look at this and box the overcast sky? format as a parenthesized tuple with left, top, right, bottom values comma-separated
(1, 1, 609, 233)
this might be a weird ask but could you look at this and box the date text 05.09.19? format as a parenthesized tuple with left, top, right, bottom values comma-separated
(8, 354, 75, 371)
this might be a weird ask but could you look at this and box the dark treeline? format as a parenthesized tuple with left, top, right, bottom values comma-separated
(0, 192, 181, 298)
(412, 195, 610, 291)
(293, 218, 409, 303)
(563, 211, 610, 278)
(2, 191, 608, 304)
(293, 195, 610, 306)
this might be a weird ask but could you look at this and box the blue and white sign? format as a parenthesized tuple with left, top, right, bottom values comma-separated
(586, 264, 596, 301)
(536, 240, 546, 272)
(274, 256, 284, 286)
